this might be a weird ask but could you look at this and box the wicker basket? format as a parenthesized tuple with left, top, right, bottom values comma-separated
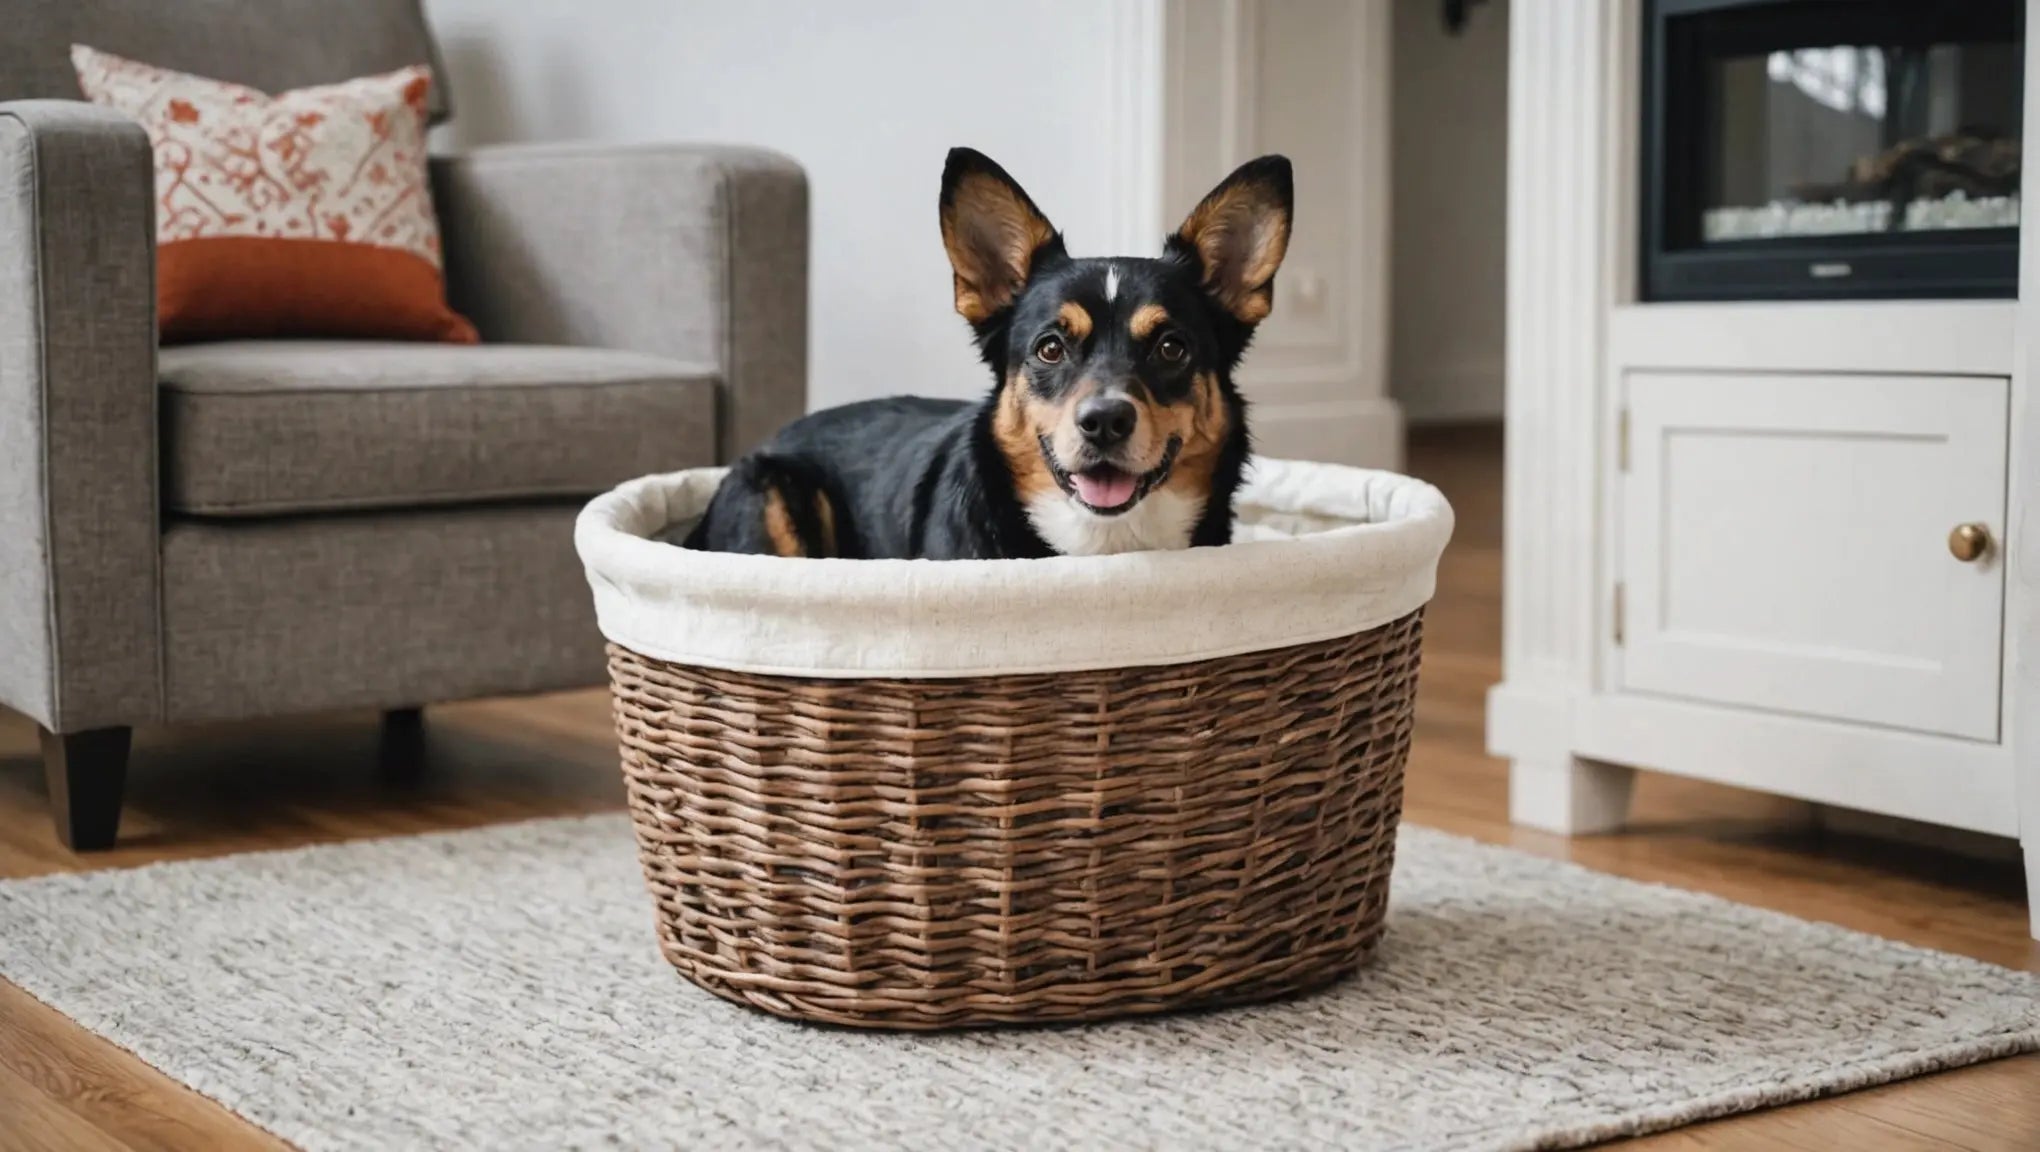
(577, 458, 1451, 1029)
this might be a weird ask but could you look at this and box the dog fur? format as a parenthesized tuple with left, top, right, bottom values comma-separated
(685, 147, 1294, 560)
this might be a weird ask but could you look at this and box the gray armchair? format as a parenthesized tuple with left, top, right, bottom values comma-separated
(1, 0, 808, 849)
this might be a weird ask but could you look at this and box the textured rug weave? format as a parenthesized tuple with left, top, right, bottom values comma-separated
(1, 815, 2034, 1152)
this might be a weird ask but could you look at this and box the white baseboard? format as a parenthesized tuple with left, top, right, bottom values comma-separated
(1488, 680, 2020, 839)
(1251, 397, 1405, 471)
(1396, 361, 1504, 425)
(1485, 680, 1578, 765)
(1572, 693, 2018, 838)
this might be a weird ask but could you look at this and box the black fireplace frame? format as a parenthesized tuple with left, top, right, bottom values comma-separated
(1640, 0, 2023, 302)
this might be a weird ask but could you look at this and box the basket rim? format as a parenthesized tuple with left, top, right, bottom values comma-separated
(576, 455, 1453, 680)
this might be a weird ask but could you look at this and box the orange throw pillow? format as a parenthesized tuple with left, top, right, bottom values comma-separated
(71, 45, 477, 344)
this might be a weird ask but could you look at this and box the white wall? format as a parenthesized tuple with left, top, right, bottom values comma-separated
(1163, 0, 1402, 468)
(423, 0, 1145, 411)
(421, 0, 1406, 468)
(1390, 0, 1509, 424)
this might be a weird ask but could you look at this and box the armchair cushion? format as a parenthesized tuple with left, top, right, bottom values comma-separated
(159, 342, 717, 517)
(71, 45, 476, 345)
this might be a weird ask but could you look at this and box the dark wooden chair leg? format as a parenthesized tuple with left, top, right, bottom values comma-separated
(40, 726, 132, 852)
(379, 707, 427, 784)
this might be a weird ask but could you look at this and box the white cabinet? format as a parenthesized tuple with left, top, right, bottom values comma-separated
(1617, 372, 2008, 742)
(1494, 0, 2037, 940)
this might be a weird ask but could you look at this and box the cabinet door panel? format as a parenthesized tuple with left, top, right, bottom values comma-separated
(1619, 372, 2006, 741)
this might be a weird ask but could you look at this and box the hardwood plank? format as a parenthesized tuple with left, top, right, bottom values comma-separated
(0, 982, 282, 1152)
(0, 1060, 130, 1152)
(1829, 1059, 2040, 1152)
(0, 423, 2032, 1150)
(1624, 1099, 1979, 1151)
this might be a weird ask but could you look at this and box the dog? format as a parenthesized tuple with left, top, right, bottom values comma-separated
(684, 147, 1293, 560)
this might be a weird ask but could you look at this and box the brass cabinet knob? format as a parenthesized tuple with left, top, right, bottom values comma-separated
(1948, 523, 1991, 563)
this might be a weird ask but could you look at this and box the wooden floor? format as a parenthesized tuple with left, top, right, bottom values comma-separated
(1, 424, 2034, 1151)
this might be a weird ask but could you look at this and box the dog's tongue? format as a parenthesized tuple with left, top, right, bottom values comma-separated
(1073, 467, 1137, 508)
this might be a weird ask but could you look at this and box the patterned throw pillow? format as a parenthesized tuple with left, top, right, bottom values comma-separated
(71, 44, 477, 344)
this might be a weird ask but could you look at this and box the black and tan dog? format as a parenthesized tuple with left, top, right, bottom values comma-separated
(685, 147, 1293, 560)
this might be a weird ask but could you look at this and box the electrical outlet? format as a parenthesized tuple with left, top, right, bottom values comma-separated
(1288, 270, 1327, 315)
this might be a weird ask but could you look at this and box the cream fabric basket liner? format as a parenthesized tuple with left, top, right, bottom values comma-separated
(575, 456, 1454, 679)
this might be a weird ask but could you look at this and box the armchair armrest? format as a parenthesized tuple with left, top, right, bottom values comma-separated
(0, 100, 161, 733)
(431, 142, 809, 460)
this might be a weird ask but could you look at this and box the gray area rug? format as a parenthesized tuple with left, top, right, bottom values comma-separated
(1, 815, 2034, 1152)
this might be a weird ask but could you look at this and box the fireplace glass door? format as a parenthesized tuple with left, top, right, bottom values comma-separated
(1644, 0, 2024, 300)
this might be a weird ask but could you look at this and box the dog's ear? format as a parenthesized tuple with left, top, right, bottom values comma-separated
(1169, 155, 1293, 325)
(940, 148, 1063, 327)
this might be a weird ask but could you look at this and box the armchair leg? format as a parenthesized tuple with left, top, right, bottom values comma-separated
(40, 726, 132, 852)
(379, 707, 427, 784)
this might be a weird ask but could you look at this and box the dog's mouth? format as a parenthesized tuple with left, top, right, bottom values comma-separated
(1039, 435, 1183, 516)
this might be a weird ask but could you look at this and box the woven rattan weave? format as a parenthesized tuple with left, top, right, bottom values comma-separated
(607, 609, 1424, 1029)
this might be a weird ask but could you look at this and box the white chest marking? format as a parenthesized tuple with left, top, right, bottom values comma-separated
(1026, 489, 1204, 556)
(1104, 266, 1120, 302)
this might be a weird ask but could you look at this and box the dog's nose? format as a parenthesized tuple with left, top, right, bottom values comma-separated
(1076, 396, 1137, 447)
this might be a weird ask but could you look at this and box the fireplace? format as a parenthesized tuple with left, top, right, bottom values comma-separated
(1641, 0, 2025, 301)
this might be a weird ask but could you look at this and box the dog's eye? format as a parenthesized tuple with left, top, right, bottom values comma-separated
(1156, 335, 1188, 364)
(1033, 334, 1067, 365)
